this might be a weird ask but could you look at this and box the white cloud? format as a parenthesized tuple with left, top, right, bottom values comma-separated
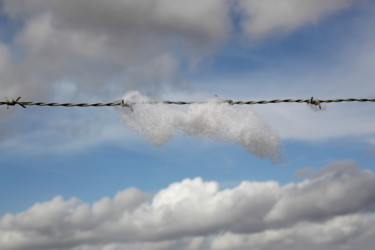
(238, 0, 355, 39)
(118, 91, 281, 162)
(1, 160, 375, 250)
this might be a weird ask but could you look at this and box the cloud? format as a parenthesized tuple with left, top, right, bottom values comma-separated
(238, 0, 355, 39)
(209, 215, 375, 250)
(265, 160, 375, 224)
(1, 160, 375, 250)
(4, 0, 229, 41)
(0, 0, 230, 98)
(117, 91, 281, 162)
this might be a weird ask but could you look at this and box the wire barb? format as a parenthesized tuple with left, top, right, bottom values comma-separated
(121, 100, 134, 111)
(307, 96, 326, 111)
(4, 97, 26, 109)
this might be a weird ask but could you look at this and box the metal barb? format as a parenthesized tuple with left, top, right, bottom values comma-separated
(121, 100, 133, 111)
(307, 97, 327, 111)
(5, 97, 26, 109)
(309, 97, 322, 109)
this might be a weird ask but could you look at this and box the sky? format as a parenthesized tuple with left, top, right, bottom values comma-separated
(0, 0, 375, 249)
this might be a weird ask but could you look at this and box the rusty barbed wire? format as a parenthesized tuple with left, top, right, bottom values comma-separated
(1, 97, 375, 109)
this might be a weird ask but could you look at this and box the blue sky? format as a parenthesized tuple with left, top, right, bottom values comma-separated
(0, 1, 375, 250)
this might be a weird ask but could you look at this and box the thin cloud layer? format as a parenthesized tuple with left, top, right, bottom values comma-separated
(1, 160, 375, 250)
(118, 91, 281, 161)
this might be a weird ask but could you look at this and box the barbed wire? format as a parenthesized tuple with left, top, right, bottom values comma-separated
(1, 97, 375, 110)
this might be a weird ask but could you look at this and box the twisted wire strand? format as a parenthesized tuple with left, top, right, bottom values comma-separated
(1, 97, 375, 109)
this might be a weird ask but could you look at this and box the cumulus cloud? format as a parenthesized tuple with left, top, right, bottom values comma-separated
(238, 0, 355, 39)
(1, 160, 375, 250)
(117, 91, 281, 161)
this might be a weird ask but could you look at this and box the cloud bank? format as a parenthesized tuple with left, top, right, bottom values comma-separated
(118, 91, 281, 162)
(1, 160, 375, 250)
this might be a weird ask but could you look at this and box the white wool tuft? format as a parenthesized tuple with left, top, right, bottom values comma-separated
(118, 91, 281, 162)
